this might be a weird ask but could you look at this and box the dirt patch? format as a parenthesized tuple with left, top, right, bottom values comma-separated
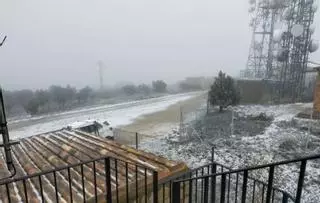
(121, 92, 207, 135)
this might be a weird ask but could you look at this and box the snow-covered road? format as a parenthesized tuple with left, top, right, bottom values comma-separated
(9, 92, 199, 139)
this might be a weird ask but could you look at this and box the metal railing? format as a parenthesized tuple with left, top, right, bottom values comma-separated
(157, 149, 293, 203)
(0, 156, 159, 203)
(170, 153, 320, 203)
(167, 162, 294, 203)
(2, 128, 319, 203)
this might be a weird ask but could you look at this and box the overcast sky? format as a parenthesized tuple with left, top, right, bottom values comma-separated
(0, 0, 319, 90)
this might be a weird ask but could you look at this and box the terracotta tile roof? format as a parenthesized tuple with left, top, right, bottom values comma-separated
(0, 129, 188, 202)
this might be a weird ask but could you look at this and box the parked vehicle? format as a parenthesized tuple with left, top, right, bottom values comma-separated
(67, 119, 114, 140)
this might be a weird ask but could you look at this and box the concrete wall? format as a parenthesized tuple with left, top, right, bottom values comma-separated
(314, 74, 320, 112)
(236, 79, 272, 104)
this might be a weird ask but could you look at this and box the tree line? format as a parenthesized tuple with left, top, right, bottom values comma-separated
(121, 80, 167, 96)
(3, 80, 168, 116)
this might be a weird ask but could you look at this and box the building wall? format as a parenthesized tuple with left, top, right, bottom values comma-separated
(314, 74, 320, 112)
(236, 79, 272, 104)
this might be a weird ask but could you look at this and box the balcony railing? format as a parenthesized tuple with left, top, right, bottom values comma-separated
(170, 153, 320, 203)
(0, 156, 158, 203)
(0, 147, 319, 203)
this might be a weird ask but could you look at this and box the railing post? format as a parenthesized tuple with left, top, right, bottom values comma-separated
(172, 181, 181, 203)
(53, 171, 59, 203)
(241, 170, 248, 203)
(295, 160, 307, 203)
(235, 173, 239, 202)
(6, 183, 11, 203)
(22, 179, 28, 203)
(204, 177, 209, 203)
(136, 132, 139, 149)
(266, 166, 275, 203)
(105, 157, 112, 203)
(188, 179, 193, 203)
(282, 193, 289, 203)
(211, 147, 214, 162)
(220, 174, 226, 203)
(67, 168, 73, 203)
(211, 164, 217, 203)
(153, 171, 158, 203)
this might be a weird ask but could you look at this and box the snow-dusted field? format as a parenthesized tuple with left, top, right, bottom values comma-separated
(139, 103, 320, 202)
(9, 92, 199, 139)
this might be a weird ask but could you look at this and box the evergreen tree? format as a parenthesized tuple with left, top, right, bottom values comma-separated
(209, 71, 240, 112)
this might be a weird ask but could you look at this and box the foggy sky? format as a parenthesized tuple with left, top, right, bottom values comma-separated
(1, 0, 319, 90)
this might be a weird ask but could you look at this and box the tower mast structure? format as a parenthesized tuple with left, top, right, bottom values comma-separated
(244, 0, 277, 79)
(276, 0, 319, 102)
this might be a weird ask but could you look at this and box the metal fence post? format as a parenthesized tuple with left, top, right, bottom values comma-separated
(153, 171, 158, 203)
(105, 157, 112, 203)
(220, 174, 226, 203)
(295, 160, 307, 203)
(241, 170, 248, 203)
(188, 179, 193, 203)
(172, 181, 181, 203)
(282, 193, 289, 203)
(211, 164, 217, 203)
(204, 177, 209, 203)
(266, 166, 275, 203)
(211, 147, 215, 162)
(136, 132, 139, 150)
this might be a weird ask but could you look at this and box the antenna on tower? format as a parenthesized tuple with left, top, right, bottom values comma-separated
(242, 0, 279, 79)
(98, 61, 105, 90)
(242, 0, 319, 103)
(276, 0, 318, 102)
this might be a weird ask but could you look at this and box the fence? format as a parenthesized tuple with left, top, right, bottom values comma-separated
(113, 128, 157, 150)
(0, 156, 158, 203)
(0, 144, 319, 202)
(170, 152, 320, 203)
(156, 148, 295, 203)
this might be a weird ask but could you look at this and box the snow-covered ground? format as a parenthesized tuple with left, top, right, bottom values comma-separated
(139, 103, 320, 202)
(9, 92, 199, 139)
(7, 92, 320, 201)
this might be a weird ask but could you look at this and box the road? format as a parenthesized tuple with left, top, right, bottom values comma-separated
(8, 92, 200, 139)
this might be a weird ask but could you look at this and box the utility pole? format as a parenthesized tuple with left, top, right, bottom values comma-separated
(98, 61, 105, 90)
(0, 36, 20, 177)
(0, 36, 19, 175)
(0, 88, 15, 172)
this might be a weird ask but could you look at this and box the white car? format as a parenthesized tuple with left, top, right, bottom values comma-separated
(67, 119, 114, 140)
